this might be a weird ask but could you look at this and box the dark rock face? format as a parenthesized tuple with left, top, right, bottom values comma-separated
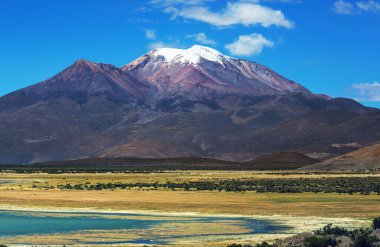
(0, 47, 379, 164)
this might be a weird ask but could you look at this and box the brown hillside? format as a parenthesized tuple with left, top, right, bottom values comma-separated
(303, 143, 380, 170)
(249, 152, 318, 166)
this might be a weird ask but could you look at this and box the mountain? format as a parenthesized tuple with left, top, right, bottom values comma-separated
(0, 45, 379, 164)
(0, 60, 154, 163)
(122, 45, 311, 100)
(303, 143, 380, 170)
(0, 60, 150, 110)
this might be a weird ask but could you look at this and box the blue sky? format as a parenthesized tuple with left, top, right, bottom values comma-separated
(1, 0, 379, 107)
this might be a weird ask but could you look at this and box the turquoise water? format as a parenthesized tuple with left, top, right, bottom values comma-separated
(0, 211, 160, 236)
(0, 210, 287, 245)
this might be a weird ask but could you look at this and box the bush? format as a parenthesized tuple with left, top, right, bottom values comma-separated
(350, 228, 379, 247)
(255, 242, 273, 247)
(372, 217, 380, 230)
(314, 224, 350, 236)
(304, 235, 339, 247)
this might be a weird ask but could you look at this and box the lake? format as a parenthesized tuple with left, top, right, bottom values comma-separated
(0, 210, 288, 245)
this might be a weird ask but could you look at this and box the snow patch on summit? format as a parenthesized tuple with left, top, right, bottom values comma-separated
(152, 45, 231, 66)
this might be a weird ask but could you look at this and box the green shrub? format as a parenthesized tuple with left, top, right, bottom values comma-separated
(350, 228, 379, 247)
(372, 217, 380, 230)
(304, 235, 339, 247)
(314, 223, 350, 236)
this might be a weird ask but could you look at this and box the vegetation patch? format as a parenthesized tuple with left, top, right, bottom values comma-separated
(44, 177, 380, 194)
(227, 217, 380, 247)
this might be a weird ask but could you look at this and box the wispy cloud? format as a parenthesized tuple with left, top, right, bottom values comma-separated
(125, 18, 154, 23)
(357, 0, 380, 12)
(332, 0, 380, 14)
(148, 39, 185, 50)
(164, 1, 294, 28)
(187, 33, 216, 45)
(225, 33, 274, 56)
(246, 0, 302, 3)
(148, 41, 166, 49)
(332, 0, 354, 15)
(352, 81, 380, 102)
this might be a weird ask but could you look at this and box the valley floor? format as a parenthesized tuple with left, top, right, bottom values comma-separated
(0, 171, 379, 246)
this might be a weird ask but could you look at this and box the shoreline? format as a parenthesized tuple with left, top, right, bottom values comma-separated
(0, 204, 370, 230)
(0, 203, 372, 246)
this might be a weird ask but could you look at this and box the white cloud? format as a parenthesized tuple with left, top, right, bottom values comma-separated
(165, 2, 294, 28)
(145, 29, 156, 40)
(357, 0, 380, 12)
(225, 33, 274, 56)
(352, 81, 380, 101)
(332, 0, 354, 14)
(187, 33, 216, 45)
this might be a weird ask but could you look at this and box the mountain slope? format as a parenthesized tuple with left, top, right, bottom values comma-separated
(0, 60, 154, 163)
(122, 45, 311, 100)
(0, 60, 155, 115)
(100, 93, 375, 162)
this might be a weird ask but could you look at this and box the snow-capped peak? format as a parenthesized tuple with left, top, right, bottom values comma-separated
(151, 45, 230, 66)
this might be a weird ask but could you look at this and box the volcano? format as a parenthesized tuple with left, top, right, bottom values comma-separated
(0, 46, 379, 164)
